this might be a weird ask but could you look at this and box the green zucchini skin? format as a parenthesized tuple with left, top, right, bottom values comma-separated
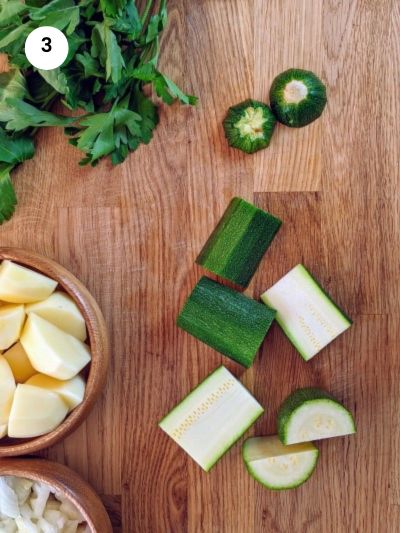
(277, 388, 356, 444)
(242, 436, 319, 490)
(177, 276, 276, 367)
(269, 69, 327, 128)
(196, 197, 282, 288)
(223, 99, 277, 153)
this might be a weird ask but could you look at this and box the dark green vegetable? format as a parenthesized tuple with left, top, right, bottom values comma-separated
(223, 99, 276, 153)
(269, 69, 327, 128)
(0, 0, 197, 222)
(196, 197, 282, 288)
(177, 276, 276, 368)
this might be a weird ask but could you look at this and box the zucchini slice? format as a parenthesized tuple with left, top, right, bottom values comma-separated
(243, 435, 319, 490)
(223, 99, 276, 153)
(177, 276, 276, 368)
(278, 388, 356, 445)
(196, 197, 282, 288)
(159, 366, 264, 471)
(261, 264, 351, 361)
(269, 69, 327, 127)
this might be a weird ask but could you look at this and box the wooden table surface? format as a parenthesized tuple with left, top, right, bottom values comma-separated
(1, 1, 399, 531)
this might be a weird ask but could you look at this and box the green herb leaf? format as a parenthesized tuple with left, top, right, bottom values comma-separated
(0, 22, 31, 50)
(0, 163, 17, 224)
(38, 68, 70, 96)
(91, 21, 125, 84)
(0, 98, 74, 131)
(0, 0, 28, 25)
(0, 128, 35, 164)
(0, 69, 27, 103)
(99, 0, 128, 17)
(69, 104, 142, 165)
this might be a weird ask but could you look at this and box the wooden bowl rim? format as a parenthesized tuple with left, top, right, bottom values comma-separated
(0, 247, 110, 456)
(0, 457, 113, 532)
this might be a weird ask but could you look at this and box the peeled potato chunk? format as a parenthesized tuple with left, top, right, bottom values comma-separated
(8, 384, 68, 438)
(26, 374, 85, 412)
(26, 291, 87, 341)
(3, 341, 36, 383)
(0, 355, 16, 425)
(20, 314, 91, 380)
(0, 424, 6, 438)
(0, 304, 25, 350)
(0, 260, 57, 304)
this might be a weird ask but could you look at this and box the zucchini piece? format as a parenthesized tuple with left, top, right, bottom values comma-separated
(159, 366, 264, 471)
(261, 264, 351, 361)
(243, 435, 319, 490)
(196, 197, 282, 288)
(278, 387, 356, 445)
(269, 68, 327, 127)
(177, 276, 276, 368)
(223, 99, 276, 153)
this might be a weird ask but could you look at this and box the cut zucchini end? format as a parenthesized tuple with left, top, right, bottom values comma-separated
(223, 99, 276, 153)
(261, 264, 351, 361)
(196, 197, 282, 288)
(278, 388, 356, 445)
(159, 366, 264, 471)
(269, 69, 327, 128)
(243, 435, 319, 490)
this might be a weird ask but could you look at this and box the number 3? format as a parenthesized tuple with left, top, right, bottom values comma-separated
(41, 37, 52, 52)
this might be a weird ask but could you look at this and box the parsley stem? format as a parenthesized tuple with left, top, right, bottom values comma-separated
(140, 0, 154, 26)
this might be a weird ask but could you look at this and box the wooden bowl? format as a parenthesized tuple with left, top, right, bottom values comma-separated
(0, 247, 109, 456)
(0, 457, 112, 532)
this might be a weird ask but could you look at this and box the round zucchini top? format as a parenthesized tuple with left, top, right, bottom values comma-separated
(223, 99, 276, 153)
(269, 69, 327, 128)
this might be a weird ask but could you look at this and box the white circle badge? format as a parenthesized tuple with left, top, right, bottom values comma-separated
(25, 26, 69, 70)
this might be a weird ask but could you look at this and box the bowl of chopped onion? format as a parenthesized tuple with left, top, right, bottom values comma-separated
(0, 458, 112, 532)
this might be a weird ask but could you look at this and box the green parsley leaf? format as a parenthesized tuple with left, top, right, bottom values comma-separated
(0, 0, 28, 26)
(0, 69, 27, 103)
(0, 98, 74, 131)
(91, 21, 125, 84)
(0, 163, 17, 224)
(0, 128, 35, 164)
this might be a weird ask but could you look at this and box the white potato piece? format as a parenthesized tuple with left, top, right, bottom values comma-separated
(0, 261, 57, 304)
(0, 424, 7, 438)
(0, 356, 16, 425)
(26, 292, 87, 342)
(8, 384, 68, 438)
(3, 343, 36, 383)
(20, 315, 91, 380)
(0, 305, 25, 350)
(25, 374, 85, 412)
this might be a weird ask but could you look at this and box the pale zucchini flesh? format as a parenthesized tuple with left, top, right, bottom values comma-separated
(261, 264, 351, 361)
(243, 435, 319, 490)
(159, 366, 264, 471)
(278, 388, 356, 445)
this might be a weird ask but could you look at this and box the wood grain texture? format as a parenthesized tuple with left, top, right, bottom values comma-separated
(0, 0, 398, 531)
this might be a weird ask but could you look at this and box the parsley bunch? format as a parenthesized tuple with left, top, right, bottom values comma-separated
(0, 0, 197, 223)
